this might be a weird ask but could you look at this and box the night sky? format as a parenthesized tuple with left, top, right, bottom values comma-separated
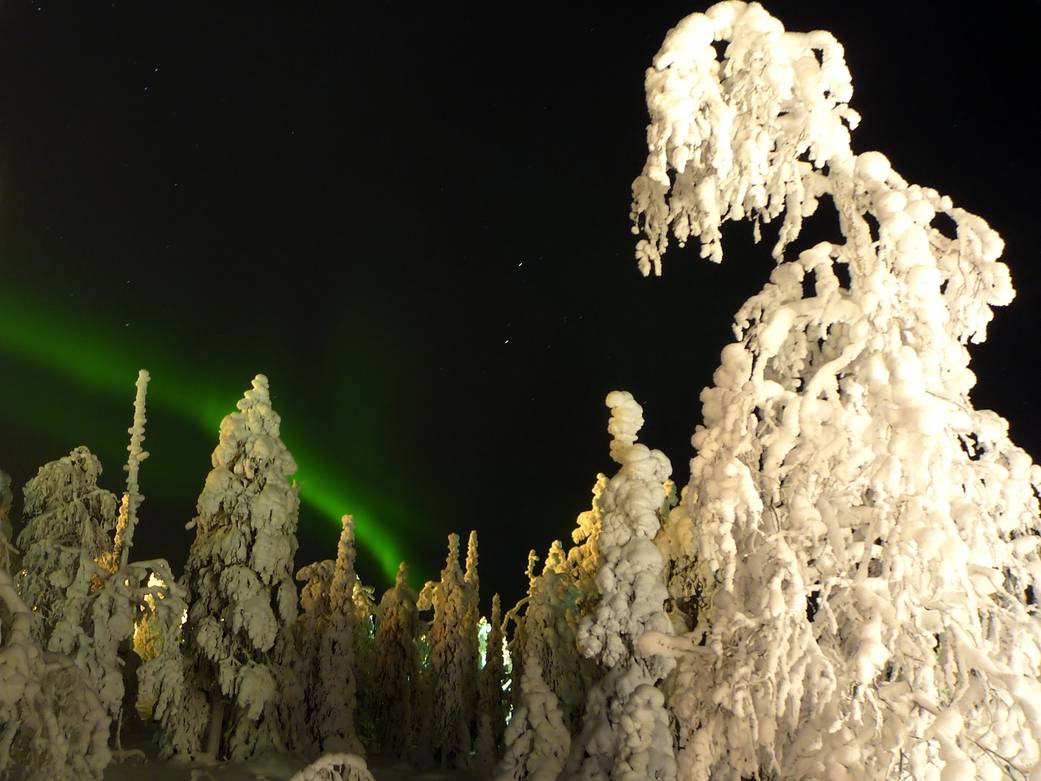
(0, 1, 1038, 611)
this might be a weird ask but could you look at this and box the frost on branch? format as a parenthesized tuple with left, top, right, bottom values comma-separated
(565, 391, 676, 781)
(171, 374, 301, 761)
(633, 3, 1041, 779)
(0, 566, 110, 780)
(373, 561, 419, 758)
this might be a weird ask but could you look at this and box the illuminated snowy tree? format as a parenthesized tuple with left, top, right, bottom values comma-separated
(494, 655, 570, 781)
(15, 446, 117, 646)
(374, 561, 419, 757)
(630, 3, 1041, 779)
(170, 374, 301, 761)
(564, 391, 676, 781)
(0, 567, 111, 781)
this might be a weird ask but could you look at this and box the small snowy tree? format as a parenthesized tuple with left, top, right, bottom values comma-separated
(564, 391, 676, 781)
(374, 561, 419, 757)
(493, 655, 570, 781)
(429, 532, 474, 768)
(15, 446, 118, 646)
(518, 541, 586, 731)
(170, 374, 301, 761)
(630, 3, 1041, 779)
(0, 566, 111, 780)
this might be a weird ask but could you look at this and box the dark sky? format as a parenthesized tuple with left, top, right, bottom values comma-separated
(0, 1, 1038, 611)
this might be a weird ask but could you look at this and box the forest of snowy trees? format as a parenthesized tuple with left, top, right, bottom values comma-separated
(2, 2, 1041, 780)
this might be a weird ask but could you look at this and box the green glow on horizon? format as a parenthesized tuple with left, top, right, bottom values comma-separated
(0, 287, 405, 582)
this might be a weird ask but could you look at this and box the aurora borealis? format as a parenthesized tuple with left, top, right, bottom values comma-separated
(1, 1, 1038, 608)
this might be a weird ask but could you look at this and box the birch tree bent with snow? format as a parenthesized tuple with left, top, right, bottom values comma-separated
(630, 3, 1041, 780)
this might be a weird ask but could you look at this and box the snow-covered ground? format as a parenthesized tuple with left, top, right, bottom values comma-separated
(101, 752, 477, 781)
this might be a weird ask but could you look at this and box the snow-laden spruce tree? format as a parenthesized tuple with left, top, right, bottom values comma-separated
(516, 540, 586, 731)
(478, 592, 509, 754)
(564, 391, 677, 781)
(309, 515, 364, 756)
(15, 446, 118, 646)
(429, 532, 476, 768)
(170, 374, 301, 761)
(374, 561, 419, 758)
(630, 3, 1041, 779)
(463, 530, 482, 737)
(493, 655, 570, 781)
(0, 565, 111, 780)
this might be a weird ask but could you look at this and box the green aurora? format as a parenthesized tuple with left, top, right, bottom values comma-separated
(0, 285, 409, 584)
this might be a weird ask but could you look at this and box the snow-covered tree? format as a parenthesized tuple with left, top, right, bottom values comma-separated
(478, 592, 508, 754)
(374, 561, 419, 757)
(493, 655, 570, 781)
(105, 368, 150, 573)
(630, 3, 1041, 779)
(566, 474, 606, 600)
(15, 446, 118, 646)
(564, 391, 676, 781)
(307, 515, 364, 756)
(0, 469, 14, 572)
(169, 374, 301, 761)
(463, 530, 482, 736)
(0, 565, 111, 780)
(517, 541, 586, 731)
(289, 752, 376, 781)
(429, 532, 474, 768)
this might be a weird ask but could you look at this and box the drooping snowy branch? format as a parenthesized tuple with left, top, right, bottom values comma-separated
(631, 3, 1041, 779)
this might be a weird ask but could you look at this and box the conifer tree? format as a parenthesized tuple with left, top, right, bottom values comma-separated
(564, 391, 676, 781)
(478, 592, 508, 752)
(493, 655, 570, 781)
(429, 532, 473, 768)
(168, 374, 301, 761)
(15, 446, 118, 646)
(374, 561, 419, 757)
(309, 515, 363, 755)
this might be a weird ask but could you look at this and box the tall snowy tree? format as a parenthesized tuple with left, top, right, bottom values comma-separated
(374, 561, 420, 757)
(478, 592, 508, 753)
(429, 532, 474, 768)
(307, 515, 364, 756)
(169, 374, 301, 761)
(564, 391, 677, 781)
(630, 3, 1041, 779)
